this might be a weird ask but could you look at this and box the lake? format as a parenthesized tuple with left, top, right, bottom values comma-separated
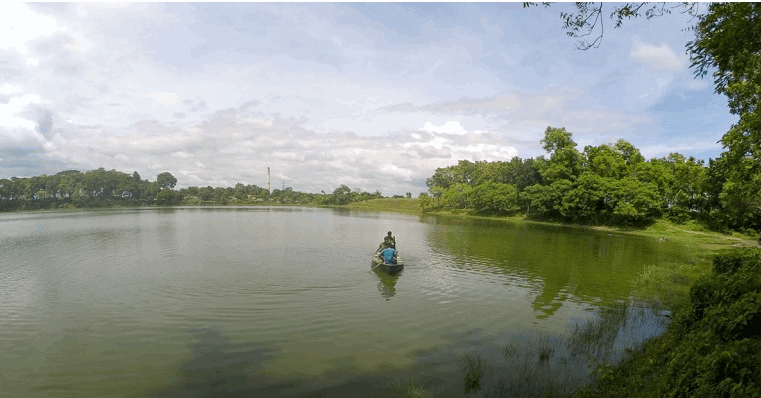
(0, 207, 689, 397)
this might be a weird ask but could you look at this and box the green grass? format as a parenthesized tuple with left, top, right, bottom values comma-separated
(344, 198, 421, 213)
(420, 208, 757, 251)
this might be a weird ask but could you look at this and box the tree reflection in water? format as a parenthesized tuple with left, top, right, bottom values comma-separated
(374, 272, 399, 301)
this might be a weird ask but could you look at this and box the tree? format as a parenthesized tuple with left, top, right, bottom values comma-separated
(614, 139, 645, 170)
(429, 186, 444, 208)
(442, 183, 473, 209)
(524, 2, 700, 50)
(539, 126, 583, 183)
(524, 179, 573, 219)
(331, 184, 352, 205)
(531, 2, 761, 231)
(560, 172, 608, 223)
(688, 3, 761, 231)
(583, 144, 627, 179)
(157, 189, 182, 206)
(419, 192, 433, 211)
(609, 178, 662, 226)
(199, 186, 214, 202)
(469, 181, 519, 213)
(156, 172, 177, 190)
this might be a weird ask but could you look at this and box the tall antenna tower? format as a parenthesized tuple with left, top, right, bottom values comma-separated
(267, 167, 271, 194)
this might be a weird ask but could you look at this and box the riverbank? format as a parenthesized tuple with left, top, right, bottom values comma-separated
(344, 197, 423, 214)
(344, 198, 757, 248)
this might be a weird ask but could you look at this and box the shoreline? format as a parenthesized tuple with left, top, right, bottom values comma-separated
(345, 198, 758, 249)
(6, 199, 756, 249)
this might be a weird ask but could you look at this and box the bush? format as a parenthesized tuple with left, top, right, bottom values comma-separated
(666, 249, 761, 397)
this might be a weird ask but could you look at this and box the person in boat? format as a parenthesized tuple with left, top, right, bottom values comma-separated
(378, 231, 396, 251)
(380, 246, 397, 264)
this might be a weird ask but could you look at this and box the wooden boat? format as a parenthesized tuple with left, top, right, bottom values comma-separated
(371, 248, 404, 275)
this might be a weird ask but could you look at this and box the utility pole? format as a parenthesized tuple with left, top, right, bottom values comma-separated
(267, 167, 271, 194)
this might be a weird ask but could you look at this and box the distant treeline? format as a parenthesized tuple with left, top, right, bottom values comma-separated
(421, 126, 761, 233)
(178, 184, 383, 206)
(0, 168, 385, 212)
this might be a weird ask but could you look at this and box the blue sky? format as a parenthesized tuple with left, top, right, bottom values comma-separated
(0, 2, 735, 195)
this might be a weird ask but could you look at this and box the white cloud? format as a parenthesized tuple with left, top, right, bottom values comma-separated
(0, 3, 735, 194)
(421, 121, 471, 135)
(0, 94, 42, 131)
(0, 3, 66, 66)
(151, 92, 180, 105)
(0, 84, 22, 95)
(630, 37, 684, 70)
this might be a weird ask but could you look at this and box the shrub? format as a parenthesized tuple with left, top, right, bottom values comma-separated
(666, 249, 761, 397)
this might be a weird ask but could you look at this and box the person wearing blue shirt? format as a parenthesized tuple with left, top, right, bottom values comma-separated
(380, 247, 397, 264)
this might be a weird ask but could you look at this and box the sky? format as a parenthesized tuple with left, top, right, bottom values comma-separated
(0, 2, 737, 195)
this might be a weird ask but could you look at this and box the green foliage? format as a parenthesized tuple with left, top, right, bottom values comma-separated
(524, 179, 572, 219)
(442, 183, 473, 209)
(0, 168, 383, 210)
(614, 139, 645, 168)
(560, 172, 607, 223)
(540, 126, 583, 183)
(418, 192, 433, 211)
(0, 168, 173, 210)
(469, 181, 518, 213)
(666, 249, 761, 398)
(523, 3, 761, 233)
(426, 159, 480, 189)
(609, 178, 661, 226)
(331, 184, 352, 205)
(717, 159, 761, 230)
(583, 144, 627, 179)
(156, 172, 177, 190)
(156, 189, 182, 206)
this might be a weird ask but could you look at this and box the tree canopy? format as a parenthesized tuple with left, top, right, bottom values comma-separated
(424, 126, 759, 231)
(518, 2, 761, 230)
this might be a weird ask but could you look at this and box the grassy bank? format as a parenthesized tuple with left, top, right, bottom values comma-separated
(346, 198, 757, 249)
(344, 197, 422, 214)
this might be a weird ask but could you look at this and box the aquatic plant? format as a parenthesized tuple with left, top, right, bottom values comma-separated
(534, 332, 557, 363)
(459, 350, 487, 394)
(390, 379, 433, 398)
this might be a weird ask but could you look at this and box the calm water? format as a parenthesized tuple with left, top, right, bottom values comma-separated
(0, 207, 690, 397)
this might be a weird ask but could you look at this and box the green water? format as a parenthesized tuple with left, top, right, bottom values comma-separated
(0, 207, 690, 397)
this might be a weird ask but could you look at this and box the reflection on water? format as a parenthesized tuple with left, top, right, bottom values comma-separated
(136, 327, 278, 398)
(423, 214, 691, 320)
(374, 272, 399, 301)
(0, 207, 692, 397)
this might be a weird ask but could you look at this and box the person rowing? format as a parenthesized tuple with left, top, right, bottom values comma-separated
(378, 231, 396, 251)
